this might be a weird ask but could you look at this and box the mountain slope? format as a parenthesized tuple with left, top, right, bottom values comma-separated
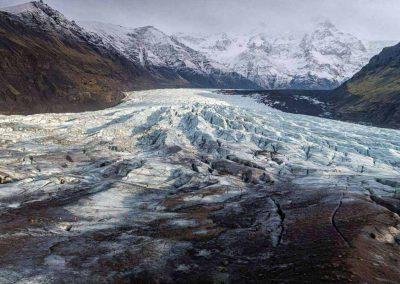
(0, 2, 257, 115)
(0, 1, 153, 114)
(333, 43, 400, 128)
(80, 21, 259, 89)
(175, 22, 395, 90)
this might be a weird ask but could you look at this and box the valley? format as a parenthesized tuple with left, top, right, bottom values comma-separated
(0, 89, 399, 282)
(0, 1, 399, 283)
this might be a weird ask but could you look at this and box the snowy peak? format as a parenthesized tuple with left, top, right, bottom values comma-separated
(318, 19, 336, 30)
(2, 1, 43, 14)
(80, 21, 257, 88)
(81, 21, 188, 67)
(2, 1, 69, 24)
(175, 20, 394, 89)
(1, 1, 88, 41)
(312, 19, 339, 37)
(304, 20, 367, 55)
(132, 25, 177, 47)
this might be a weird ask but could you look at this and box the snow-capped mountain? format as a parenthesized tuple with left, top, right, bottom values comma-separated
(175, 21, 397, 89)
(81, 22, 220, 71)
(0, 1, 147, 114)
(1, 1, 102, 44)
(80, 21, 258, 89)
(0, 1, 258, 115)
(4, 2, 393, 91)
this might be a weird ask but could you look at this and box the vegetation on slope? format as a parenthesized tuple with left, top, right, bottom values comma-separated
(334, 42, 400, 128)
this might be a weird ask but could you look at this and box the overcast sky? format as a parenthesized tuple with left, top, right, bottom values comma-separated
(0, 0, 399, 40)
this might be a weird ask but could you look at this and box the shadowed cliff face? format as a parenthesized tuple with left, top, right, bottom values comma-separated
(333, 42, 400, 129)
(0, 10, 147, 114)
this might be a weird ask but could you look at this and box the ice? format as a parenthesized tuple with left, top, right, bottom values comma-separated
(0, 89, 398, 230)
(0, 89, 399, 281)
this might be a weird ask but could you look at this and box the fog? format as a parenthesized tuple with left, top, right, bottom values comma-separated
(1, 0, 399, 40)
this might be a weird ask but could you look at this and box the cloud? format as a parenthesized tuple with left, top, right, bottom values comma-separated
(1, 0, 399, 40)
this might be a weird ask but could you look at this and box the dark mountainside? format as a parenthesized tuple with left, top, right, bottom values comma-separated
(332, 43, 400, 129)
(0, 2, 257, 115)
(0, 4, 144, 114)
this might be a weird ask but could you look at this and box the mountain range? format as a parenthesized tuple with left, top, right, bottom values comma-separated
(80, 21, 257, 89)
(1, 2, 400, 281)
(0, 1, 400, 129)
(175, 22, 396, 89)
(0, 1, 256, 114)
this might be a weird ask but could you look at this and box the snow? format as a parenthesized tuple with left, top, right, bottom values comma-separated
(175, 22, 397, 89)
(0, 89, 399, 215)
(1, 2, 37, 14)
(1, 1, 98, 43)
(0, 88, 399, 281)
(4, 2, 395, 90)
(80, 21, 230, 73)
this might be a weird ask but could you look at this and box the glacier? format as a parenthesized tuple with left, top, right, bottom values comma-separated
(0, 89, 399, 282)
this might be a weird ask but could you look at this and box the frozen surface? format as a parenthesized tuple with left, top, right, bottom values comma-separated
(0, 89, 399, 205)
(0, 89, 399, 281)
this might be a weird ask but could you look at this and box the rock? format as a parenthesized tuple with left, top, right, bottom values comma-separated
(211, 160, 243, 176)
(260, 172, 274, 183)
(242, 169, 253, 183)
(59, 223, 73, 232)
(0, 171, 12, 184)
(211, 159, 265, 184)
(376, 178, 400, 188)
(226, 154, 265, 170)
(191, 163, 200, 173)
(65, 155, 74, 163)
(369, 195, 400, 215)
(272, 157, 284, 165)
(165, 145, 182, 154)
(109, 145, 118, 151)
(255, 150, 270, 157)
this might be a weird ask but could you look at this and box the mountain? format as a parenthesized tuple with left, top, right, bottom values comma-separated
(80, 21, 258, 89)
(0, 2, 257, 114)
(333, 42, 400, 128)
(175, 21, 395, 90)
(0, 1, 150, 114)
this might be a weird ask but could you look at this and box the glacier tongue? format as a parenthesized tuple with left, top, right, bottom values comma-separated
(1, 89, 398, 199)
(0, 89, 399, 282)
